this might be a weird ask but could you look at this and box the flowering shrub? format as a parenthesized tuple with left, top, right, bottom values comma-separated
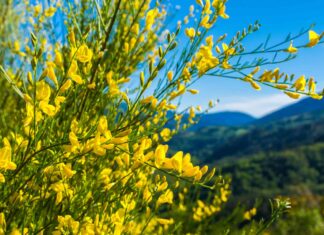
(0, 0, 323, 234)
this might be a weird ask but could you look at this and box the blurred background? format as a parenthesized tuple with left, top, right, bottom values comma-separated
(168, 1, 324, 233)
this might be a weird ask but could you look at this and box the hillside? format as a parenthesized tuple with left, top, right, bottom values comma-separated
(255, 97, 324, 124)
(170, 109, 324, 164)
(220, 143, 324, 196)
(170, 96, 324, 162)
(169, 97, 324, 198)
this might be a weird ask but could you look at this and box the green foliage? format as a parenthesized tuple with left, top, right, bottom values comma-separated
(271, 207, 324, 235)
(221, 143, 324, 196)
(171, 108, 324, 164)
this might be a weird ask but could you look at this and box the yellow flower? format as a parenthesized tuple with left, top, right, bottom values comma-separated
(45, 62, 58, 87)
(36, 81, 51, 101)
(201, 165, 209, 175)
(9, 228, 22, 235)
(62, 164, 76, 179)
(13, 41, 20, 52)
(157, 189, 173, 207)
(56, 215, 80, 234)
(221, 60, 232, 69)
(249, 80, 261, 91)
(69, 132, 81, 152)
(310, 93, 323, 100)
(156, 218, 174, 225)
(39, 101, 56, 116)
(155, 145, 167, 168)
(219, 4, 229, 19)
(286, 41, 298, 53)
(97, 116, 108, 134)
(0, 138, 17, 172)
(196, 0, 204, 7)
(68, 60, 84, 84)
(200, 15, 212, 29)
(292, 75, 306, 91)
(59, 79, 73, 94)
(157, 181, 168, 192)
(171, 151, 183, 174)
(244, 208, 257, 220)
(50, 182, 73, 205)
(284, 91, 300, 99)
(188, 89, 199, 94)
(34, 4, 42, 17)
(143, 187, 152, 203)
(160, 128, 171, 142)
(145, 9, 158, 30)
(167, 71, 173, 81)
(44, 7, 56, 17)
(202, 0, 212, 14)
(307, 30, 321, 47)
(54, 49, 64, 68)
(185, 28, 196, 39)
(76, 44, 93, 63)
(275, 84, 289, 90)
(308, 77, 316, 93)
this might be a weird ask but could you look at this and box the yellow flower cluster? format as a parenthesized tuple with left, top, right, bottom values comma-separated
(243, 208, 257, 221)
(0, 139, 16, 183)
(0, 0, 322, 234)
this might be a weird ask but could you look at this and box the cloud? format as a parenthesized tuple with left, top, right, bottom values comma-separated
(217, 93, 299, 117)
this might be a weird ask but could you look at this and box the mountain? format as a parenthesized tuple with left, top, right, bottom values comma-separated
(171, 97, 324, 131)
(255, 97, 324, 124)
(171, 109, 324, 164)
(169, 97, 324, 199)
(220, 143, 324, 196)
(189, 111, 256, 130)
(179, 97, 324, 131)
(170, 96, 324, 163)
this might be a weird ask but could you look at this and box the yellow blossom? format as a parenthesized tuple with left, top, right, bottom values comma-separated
(157, 189, 173, 207)
(307, 30, 322, 47)
(292, 75, 306, 91)
(76, 44, 93, 63)
(185, 28, 196, 39)
(249, 80, 261, 91)
(59, 79, 73, 93)
(160, 128, 171, 142)
(286, 41, 298, 53)
(284, 91, 300, 99)
(145, 9, 158, 30)
(0, 138, 17, 172)
(167, 71, 173, 81)
(188, 89, 199, 94)
(68, 60, 84, 84)
(44, 7, 56, 17)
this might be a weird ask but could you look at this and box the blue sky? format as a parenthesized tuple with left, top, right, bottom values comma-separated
(171, 0, 324, 117)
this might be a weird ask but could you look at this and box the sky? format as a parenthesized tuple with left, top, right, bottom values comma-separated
(170, 0, 324, 117)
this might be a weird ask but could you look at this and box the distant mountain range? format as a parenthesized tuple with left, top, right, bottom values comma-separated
(187, 97, 324, 128)
(170, 97, 324, 163)
(256, 97, 324, 124)
(169, 97, 324, 197)
(189, 112, 256, 130)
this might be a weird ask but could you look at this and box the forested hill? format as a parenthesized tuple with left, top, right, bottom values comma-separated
(169, 97, 324, 197)
(170, 109, 324, 163)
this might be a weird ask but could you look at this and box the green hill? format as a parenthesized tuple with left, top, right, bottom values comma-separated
(220, 143, 324, 196)
(171, 110, 324, 164)
(169, 100, 324, 198)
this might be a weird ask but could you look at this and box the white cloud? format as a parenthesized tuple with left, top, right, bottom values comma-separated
(217, 93, 299, 117)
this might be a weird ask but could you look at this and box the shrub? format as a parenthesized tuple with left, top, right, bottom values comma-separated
(0, 0, 322, 234)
